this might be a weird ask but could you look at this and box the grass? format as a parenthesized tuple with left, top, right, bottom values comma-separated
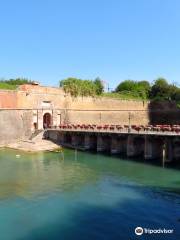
(0, 82, 18, 90)
(102, 92, 148, 101)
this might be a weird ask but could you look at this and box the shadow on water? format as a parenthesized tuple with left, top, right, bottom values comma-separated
(17, 189, 180, 240)
(76, 148, 180, 171)
(0, 148, 180, 240)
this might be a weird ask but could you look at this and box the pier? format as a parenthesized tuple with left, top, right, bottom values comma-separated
(44, 124, 180, 164)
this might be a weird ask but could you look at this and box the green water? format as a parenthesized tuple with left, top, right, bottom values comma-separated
(0, 148, 179, 240)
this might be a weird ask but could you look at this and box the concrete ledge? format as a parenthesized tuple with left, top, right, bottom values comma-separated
(3, 139, 61, 152)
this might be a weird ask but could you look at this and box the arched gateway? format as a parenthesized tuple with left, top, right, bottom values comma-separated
(43, 113, 52, 128)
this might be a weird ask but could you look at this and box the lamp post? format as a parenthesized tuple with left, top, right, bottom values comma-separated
(128, 112, 131, 133)
(99, 112, 102, 125)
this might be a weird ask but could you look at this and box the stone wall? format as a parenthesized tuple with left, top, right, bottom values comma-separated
(16, 85, 65, 109)
(4, 85, 180, 142)
(63, 96, 149, 125)
(15, 85, 150, 126)
(1, 85, 180, 145)
(0, 90, 17, 108)
(148, 101, 180, 124)
(66, 96, 147, 110)
(0, 85, 150, 126)
(65, 110, 149, 125)
(0, 110, 33, 145)
(0, 85, 150, 142)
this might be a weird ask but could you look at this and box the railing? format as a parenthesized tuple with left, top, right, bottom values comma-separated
(45, 124, 180, 136)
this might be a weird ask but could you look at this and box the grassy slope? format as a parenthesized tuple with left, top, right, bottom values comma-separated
(102, 92, 147, 101)
(0, 82, 17, 90)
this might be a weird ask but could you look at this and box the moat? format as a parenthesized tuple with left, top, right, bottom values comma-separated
(0, 148, 179, 240)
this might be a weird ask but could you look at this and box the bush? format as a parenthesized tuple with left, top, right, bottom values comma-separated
(150, 78, 170, 100)
(0, 78, 32, 90)
(115, 80, 150, 100)
(60, 77, 104, 97)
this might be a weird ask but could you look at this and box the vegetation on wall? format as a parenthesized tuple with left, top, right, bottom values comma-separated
(149, 78, 180, 102)
(113, 78, 180, 105)
(115, 80, 151, 100)
(0, 78, 32, 90)
(59, 77, 104, 97)
(60, 76, 180, 105)
(1, 76, 180, 105)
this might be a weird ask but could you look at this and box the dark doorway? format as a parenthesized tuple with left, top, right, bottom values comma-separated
(43, 113, 52, 128)
(33, 122, 37, 130)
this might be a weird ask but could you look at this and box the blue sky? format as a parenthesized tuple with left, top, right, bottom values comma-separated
(0, 0, 180, 89)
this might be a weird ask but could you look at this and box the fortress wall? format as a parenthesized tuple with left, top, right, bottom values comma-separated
(148, 101, 180, 124)
(15, 85, 150, 126)
(0, 85, 150, 129)
(65, 110, 149, 125)
(0, 85, 65, 110)
(66, 96, 148, 110)
(16, 91, 65, 109)
(18, 84, 65, 94)
(1, 85, 180, 141)
(0, 110, 33, 145)
(15, 90, 150, 125)
(63, 96, 149, 125)
(16, 86, 65, 109)
(1, 85, 180, 144)
(0, 90, 18, 108)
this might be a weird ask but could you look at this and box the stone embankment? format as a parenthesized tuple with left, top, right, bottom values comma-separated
(0, 131, 61, 152)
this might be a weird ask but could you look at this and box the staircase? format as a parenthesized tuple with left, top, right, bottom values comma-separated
(29, 130, 44, 141)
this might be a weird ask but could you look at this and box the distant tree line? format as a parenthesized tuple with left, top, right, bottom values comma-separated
(60, 77, 180, 103)
(115, 78, 180, 101)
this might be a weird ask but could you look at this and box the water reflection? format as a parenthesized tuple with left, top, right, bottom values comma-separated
(0, 149, 99, 200)
(0, 148, 180, 200)
(0, 148, 180, 240)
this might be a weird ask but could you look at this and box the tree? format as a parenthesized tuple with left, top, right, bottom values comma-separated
(150, 78, 170, 100)
(94, 77, 104, 95)
(168, 84, 179, 100)
(115, 80, 150, 99)
(137, 80, 151, 99)
(138, 80, 151, 92)
(59, 77, 99, 97)
(115, 80, 136, 92)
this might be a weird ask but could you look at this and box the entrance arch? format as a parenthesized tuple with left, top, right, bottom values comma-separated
(43, 113, 52, 128)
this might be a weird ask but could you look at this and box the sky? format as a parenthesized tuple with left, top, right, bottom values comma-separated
(0, 0, 180, 89)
